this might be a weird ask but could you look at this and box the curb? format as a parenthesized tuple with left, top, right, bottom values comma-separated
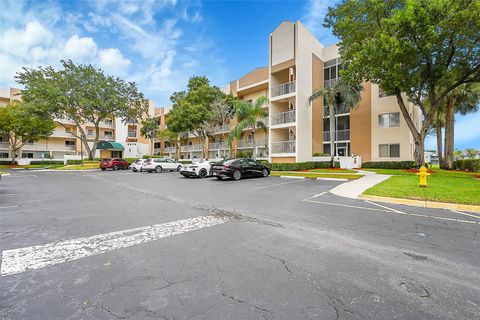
(279, 176, 305, 179)
(359, 194, 480, 213)
(317, 177, 348, 181)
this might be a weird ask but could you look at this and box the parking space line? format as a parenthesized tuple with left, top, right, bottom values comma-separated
(450, 210, 480, 220)
(253, 179, 306, 190)
(304, 199, 479, 225)
(0, 205, 20, 210)
(364, 200, 406, 214)
(1, 214, 232, 276)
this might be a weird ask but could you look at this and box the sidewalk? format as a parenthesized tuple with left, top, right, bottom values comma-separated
(330, 170, 391, 199)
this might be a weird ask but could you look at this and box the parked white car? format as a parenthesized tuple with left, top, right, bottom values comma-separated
(143, 158, 183, 173)
(130, 159, 147, 172)
(180, 159, 214, 178)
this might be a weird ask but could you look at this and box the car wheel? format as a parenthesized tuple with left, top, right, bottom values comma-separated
(101, 168, 106, 171)
(155, 166, 162, 173)
(233, 170, 242, 181)
(132, 168, 137, 172)
(177, 165, 182, 172)
(199, 169, 207, 178)
(113, 165, 119, 171)
(262, 169, 269, 177)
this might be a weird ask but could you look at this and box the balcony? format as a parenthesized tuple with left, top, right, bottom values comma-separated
(271, 141, 295, 154)
(271, 110, 295, 126)
(181, 144, 202, 152)
(213, 124, 230, 133)
(0, 142, 9, 149)
(324, 105, 350, 117)
(209, 142, 227, 150)
(22, 143, 76, 151)
(165, 147, 176, 154)
(323, 130, 350, 141)
(237, 138, 268, 149)
(100, 120, 114, 128)
(128, 131, 137, 138)
(51, 129, 76, 138)
(271, 81, 295, 97)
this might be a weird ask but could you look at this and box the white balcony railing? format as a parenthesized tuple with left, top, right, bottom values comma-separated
(271, 81, 295, 97)
(213, 124, 230, 133)
(209, 142, 227, 150)
(181, 144, 202, 152)
(128, 131, 137, 138)
(237, 138, 268, 149)
(271, 141, 295, 154)
(51, 129, 76, 138)
(323, 130, 350, 141)
(271, 110, 296, 126)
(0, 142, 8, 149)
(22, 143, 76, 151)
(165, 147, 176, 154)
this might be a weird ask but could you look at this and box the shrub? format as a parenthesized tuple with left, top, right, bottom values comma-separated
(0, 160, 13, 165)
(236, 151, 253, 158)
(29, 160, 64, 165)
(312, 152, 329, 157)
(179, 160, 192, 164)
(454, 159, 480, 172)
(142, 154, 164, 159)
(361, 161, 416, 169)
(257, 160, 271, 168)
(123, 158, 139, 164)
(270, 161, 339, 171)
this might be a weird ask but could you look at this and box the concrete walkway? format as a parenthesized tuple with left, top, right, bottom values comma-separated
(330, 170, 391, 199)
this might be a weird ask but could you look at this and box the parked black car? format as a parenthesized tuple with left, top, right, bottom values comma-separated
(210, 158, 270, 180)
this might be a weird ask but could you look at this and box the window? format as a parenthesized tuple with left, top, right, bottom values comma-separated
(22, 153, 34, 158)
(379, 144, 400, 158)
(104, 131, 113, 136)
(104, 119, 113, 125)
(0, 153, 9, 158)
(65, 140, 75, 146)
(87, 129, 93, 135)
(25, 140, 34, 145)
(379, 113, 400, 128)
(247, 160, 257, 166)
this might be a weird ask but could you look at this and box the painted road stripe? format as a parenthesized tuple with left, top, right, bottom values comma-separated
(1, 215, 230, 276)
(253, 179, 306, 190)
(450, 210, 480, 220)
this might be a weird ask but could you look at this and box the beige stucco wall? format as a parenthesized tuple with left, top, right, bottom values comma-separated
(271, 21, 295, 66)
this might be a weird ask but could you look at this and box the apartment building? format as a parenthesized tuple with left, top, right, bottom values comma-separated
(159, 20, 421, 163)
(0, 87, 156, 161)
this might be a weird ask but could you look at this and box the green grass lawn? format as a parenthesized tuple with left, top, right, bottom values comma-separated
(0, 164, 64, 169)
(271, 171, 363, 180)
(55, 163, 100, 170)
(364, 169, 480, 205)
(307, 168, 357, 173)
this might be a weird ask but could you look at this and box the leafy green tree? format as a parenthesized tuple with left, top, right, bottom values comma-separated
(0, 102, 55, 163)
(140, 117, 160, 156)
(16, 60, 149, 160)
(228, 96, 269, 160)
(166, 76, 222, 158)
(443, 83, 480, 168)
(309, 80, 363, 166)
(325, 0, 480, 165)
(157, 128, 188, 160)
(207, 94, 236, 157)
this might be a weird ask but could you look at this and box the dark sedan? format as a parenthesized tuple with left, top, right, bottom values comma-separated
(210, 158, 270, 180)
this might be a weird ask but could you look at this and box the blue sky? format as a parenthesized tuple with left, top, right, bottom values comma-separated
(0, 0, 478, 150)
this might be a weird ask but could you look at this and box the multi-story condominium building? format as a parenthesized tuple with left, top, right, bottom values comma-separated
(159, 20, 421, 163)
(0, 87, 157, 161)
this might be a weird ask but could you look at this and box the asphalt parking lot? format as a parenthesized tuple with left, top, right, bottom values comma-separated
(1, 169, 479, 320)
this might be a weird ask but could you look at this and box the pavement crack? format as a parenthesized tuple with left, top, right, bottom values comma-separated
(220, 292, 275, 320)
(266, 254, 293, 275)
(403, 252, 428, 261)
(101, 305, 128, 319)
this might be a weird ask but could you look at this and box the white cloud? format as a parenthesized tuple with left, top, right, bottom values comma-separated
(302, 0, 339, 45)
(64, 35, 98, 62)
(1, 21, 53, 57)
(98, 48, 131, 75)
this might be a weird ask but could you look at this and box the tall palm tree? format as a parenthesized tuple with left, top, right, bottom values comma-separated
(309, 79, 363, 167)
(228, 96, 269, 160)
(444, 83, 480, 169)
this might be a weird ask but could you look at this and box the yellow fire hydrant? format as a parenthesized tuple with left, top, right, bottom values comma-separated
(416, 166, 430, 188)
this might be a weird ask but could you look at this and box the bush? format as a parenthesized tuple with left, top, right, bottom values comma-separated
(270, 161, 339, 171)
(236, 151, 253, 158)
(454, 159, 480, 172)
(0, 160, 13, 165)
(123, 158, 139, 164)
(361, 161, 416, 169)
(142, 154, 164, 159)
(29, 160, 64, 165)
(312, 152, 329, 157)
(257, 160, 271, 168)
(179, 160, 192, 164)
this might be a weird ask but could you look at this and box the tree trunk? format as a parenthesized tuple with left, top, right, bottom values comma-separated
(435, 115, 444, 168)
(414, 136, 426, 167)
(252, 128, 256, 160)
(329, 103, 336, 167)
(444, 96, 455, 169)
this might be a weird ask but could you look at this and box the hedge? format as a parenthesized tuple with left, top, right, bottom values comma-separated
(142, 154, 164, 159)
(271, 161, 340, 171)
(29, 160, 64, 165)
(0, 160, 13, 165)
(453, 159, 480, 172)
(179, 160, 192, 164)
(361, 161, 415, 169)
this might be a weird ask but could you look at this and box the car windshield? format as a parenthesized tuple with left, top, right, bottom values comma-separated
(218, 159, 237, 166)
(102, 158, 112, 162)
(134, 160, 142, 164)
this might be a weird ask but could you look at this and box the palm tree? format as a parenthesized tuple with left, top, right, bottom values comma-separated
(228, 96, 269, 160)
(309, 79, 363, 167)
(444, 83, 480, 169)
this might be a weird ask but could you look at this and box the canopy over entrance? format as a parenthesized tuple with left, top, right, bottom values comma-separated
(96, 141, 125, 151)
